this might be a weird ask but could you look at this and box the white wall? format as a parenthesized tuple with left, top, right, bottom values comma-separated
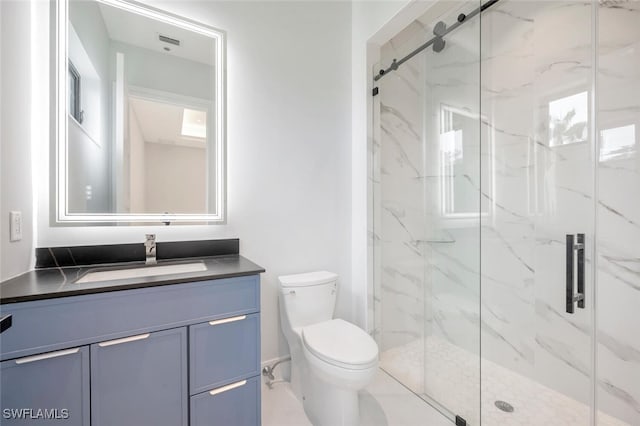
(1, 0, 3, 280)
(69, 0, 111, 146)
(30, 0, 353, 365)
(67, 117, 112, 213)
(110, 40, 213, 100)
(0, 1, 35, 281)
(68, 0, 113, 212)
(144, 142, 206, 214)
(128, 107, 146, 212)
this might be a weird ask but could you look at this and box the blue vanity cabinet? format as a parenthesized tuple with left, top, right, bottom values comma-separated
(0, 346, 90, 425)
(1, 276, 260, 361)
(90, 327, 188, 426)
(0, 273, 261, 426)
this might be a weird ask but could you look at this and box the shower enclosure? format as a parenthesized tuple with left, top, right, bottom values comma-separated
(370, 1, 639, 425)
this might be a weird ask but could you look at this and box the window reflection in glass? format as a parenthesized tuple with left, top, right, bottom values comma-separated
(600, 124, 636, 162)
(549, 91, 588, 147)
(439, 105, 491, 219)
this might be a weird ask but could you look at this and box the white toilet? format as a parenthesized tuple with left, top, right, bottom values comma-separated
(278, 271, 378, 426)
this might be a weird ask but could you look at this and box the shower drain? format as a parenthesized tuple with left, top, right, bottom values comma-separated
(495, 400, 515, 413)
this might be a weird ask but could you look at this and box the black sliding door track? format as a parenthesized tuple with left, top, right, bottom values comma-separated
(374, 0, 501, 82)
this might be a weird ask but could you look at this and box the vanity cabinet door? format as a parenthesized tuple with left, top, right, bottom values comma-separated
(190, 376, 260, 426)
(0, 346, 90, 426)
(90, 327, 188, 426)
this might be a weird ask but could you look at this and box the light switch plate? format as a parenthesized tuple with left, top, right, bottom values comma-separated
(10, 211, 22, 242)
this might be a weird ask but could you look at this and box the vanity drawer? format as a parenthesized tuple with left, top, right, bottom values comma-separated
(189, 313, 260, 395)
(0, 275, 260, 361)
(190, 376, 260, 426)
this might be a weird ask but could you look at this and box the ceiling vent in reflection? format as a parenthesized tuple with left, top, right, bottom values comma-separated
(159, 34, 180, 46)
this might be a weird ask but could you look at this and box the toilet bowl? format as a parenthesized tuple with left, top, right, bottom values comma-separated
(278, 271, 378, 426)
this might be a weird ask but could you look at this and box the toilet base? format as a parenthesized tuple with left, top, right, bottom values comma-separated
(302, 369, 360, 426)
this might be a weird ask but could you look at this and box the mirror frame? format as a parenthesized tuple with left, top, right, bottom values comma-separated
(55, 0, 226, 224)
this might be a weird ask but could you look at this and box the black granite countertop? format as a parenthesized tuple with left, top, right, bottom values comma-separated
(0, 255, 265, 305)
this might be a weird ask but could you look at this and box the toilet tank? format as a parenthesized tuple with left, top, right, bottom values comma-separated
(278, 271, 338, 329)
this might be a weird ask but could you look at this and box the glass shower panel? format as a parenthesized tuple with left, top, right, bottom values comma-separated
(375, 18, 429, 402)
(422, 3, 481, 425)
(480, 1, 597, 425)
(596, 2, 640, 425)
(375, 1, 481, 424)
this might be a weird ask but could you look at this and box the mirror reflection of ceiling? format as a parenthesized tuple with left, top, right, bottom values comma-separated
(95, 3, 215, 66)
(129, 97, 207, 149)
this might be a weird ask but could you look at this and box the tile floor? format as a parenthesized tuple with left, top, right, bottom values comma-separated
(261, 368, 452, 426)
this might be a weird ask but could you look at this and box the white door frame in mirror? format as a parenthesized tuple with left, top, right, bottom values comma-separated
(55, 0, 226, 224)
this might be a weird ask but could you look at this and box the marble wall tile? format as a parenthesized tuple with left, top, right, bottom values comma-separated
(596, 2, 640, 424)
(377, 40, 427, 354)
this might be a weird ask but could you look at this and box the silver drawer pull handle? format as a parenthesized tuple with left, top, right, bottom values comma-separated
(15, 348, 79, 364)
(209, 380, 247, 396)
(98, 333, 150, 347)
(209, 315, 246, 326)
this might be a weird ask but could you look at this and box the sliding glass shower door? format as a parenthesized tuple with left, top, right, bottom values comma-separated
(374, 1, 482, 424)
(480, 1, 596, 424)
(372, 0, 639, 425)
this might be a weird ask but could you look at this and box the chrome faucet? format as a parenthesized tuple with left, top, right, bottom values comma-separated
(144, 234, 157, 265)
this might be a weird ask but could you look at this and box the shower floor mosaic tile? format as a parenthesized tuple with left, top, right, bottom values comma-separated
(380, 337, 628, 426)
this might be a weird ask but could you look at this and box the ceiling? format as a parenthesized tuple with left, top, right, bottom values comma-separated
(97, 2, 215, 66)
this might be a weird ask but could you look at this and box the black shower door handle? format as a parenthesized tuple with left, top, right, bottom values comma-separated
(566, 233, 585, 314)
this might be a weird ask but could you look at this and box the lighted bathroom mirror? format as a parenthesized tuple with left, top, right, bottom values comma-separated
(55, 0, 225, 224)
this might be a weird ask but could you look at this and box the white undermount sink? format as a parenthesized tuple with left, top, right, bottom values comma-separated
(76, 261, 208, 284)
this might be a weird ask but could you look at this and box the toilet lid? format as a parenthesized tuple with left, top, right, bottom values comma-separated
(302, 319, 378, 369)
